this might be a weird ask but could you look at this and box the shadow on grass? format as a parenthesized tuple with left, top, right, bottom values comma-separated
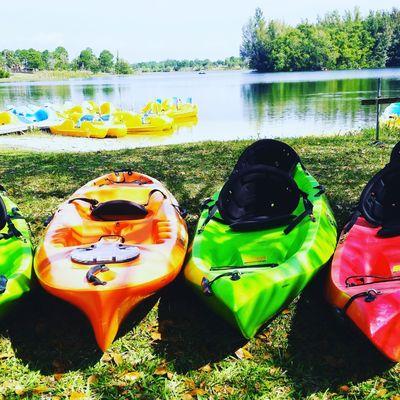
(284, 270, 394, 397)
(1, 286, 158, 375)
(154, 277, 247, 373)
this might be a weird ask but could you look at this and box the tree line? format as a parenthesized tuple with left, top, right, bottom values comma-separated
(0, 47, 132, 77)
(132, 57, 245, 72)
(0, 46, 245, 78)
(240, 8, 400, 72)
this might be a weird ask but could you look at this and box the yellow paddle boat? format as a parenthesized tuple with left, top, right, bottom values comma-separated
(0, 111, 19, 125)
(114, 111, 174, 134)
(143, 98, 198, 121)
(50, 119, 109, 139)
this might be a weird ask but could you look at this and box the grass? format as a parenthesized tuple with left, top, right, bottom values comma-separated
(0, 130, 399, 399)
(0, 70, 103, 83)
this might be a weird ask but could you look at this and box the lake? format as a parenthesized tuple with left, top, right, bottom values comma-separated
(1, 68, 400, 147)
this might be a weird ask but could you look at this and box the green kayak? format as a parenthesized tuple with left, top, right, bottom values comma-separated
(184, 139, 337, 338)
(0, 187, 33, 317)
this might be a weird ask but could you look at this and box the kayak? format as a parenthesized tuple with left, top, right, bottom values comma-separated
(0, 187, 33, 317)
(326, 142, 400, 361)
(50, 119, 109, 139)
(34, 170, 188, 350)
(184, 139, 337, 338)
(114, 111, 174, 133)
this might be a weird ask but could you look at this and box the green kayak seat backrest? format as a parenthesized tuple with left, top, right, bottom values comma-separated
(217, 164, 301, 232)
(233, 139, 301, 175)
(0, 196, 7, 231)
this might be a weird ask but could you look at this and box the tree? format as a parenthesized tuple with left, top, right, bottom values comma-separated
(15, 49, 45, 70)
(41, 50, 51, 69)
(75, 48, 100, 72)
(364, 11, 393, 68)
(98, 50, 114, 72)
(53, 46, 69, 70)
(387, 9, 400, 67)
(115, 58, 132, 74)
(1, 50, 20, 70)
(240, 8, 274, 71)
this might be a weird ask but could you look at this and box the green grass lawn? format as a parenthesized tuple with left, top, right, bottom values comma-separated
(0, 131, 399, 399)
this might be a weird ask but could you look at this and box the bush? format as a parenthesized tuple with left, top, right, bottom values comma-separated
(0, 69, 10, 78)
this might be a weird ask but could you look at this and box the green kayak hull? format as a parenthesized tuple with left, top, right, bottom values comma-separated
(0, 191, 33, 317)
(184, 164, 337, 338)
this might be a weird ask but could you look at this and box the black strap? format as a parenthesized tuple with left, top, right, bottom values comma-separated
(0, 215, 23, 241)
(343, 209, 361, 234)
(345, 274, 400, 287)
(314, 185, 326, 197)
(172, 204, 187, 218)
(86, 264, 109, 286)
(68, 198, 99, 206)
(198, 203, 218, 234)
(342, 289, 380, 314)
(142, 189, 167, 206)
(0, 275, 7, 294)
(284, 193, 314, 235)
(69, 189, 167, 210)
(210, 263, 278, 271)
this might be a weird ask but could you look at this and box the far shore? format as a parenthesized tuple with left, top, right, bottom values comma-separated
(0, 67, 246, 84)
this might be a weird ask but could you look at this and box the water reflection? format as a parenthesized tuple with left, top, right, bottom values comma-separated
(0, 69, 399, 140)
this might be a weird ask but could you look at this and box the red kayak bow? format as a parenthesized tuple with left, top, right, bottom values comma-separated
(327, 142, 400, 362)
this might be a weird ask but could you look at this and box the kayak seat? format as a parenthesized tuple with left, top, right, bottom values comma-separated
(217, 165, 300, 232)
(233, 139, 301, 174)
(91, 200, 147, 221)
(359, 166, 400, 236)
(49, 190, 168, 247)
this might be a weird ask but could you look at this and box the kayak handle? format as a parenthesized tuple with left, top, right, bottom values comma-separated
(342, 289, 381, 314)
(86, 264, 110, 286)
(201, 271, 242, 296)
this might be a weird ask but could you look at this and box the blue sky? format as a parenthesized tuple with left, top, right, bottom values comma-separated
(0, 0, 396, 62)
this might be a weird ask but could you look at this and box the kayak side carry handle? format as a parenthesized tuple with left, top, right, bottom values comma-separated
(86, 264, 109, 286)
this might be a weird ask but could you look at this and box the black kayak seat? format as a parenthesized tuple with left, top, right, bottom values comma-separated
(390, 141, 400, 164)
(91, 200, 148, 221)
(0, 196, 7, 231)
(217, 164, 301, 232)
(358, 164, 400, 237)
(233, 139, 301, 175)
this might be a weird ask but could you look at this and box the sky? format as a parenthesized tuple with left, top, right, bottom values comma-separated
(0, 0, 396, 62)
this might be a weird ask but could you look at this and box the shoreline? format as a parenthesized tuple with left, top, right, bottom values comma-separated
(0, 67, 247, 84)
(0, 128, 379, 154)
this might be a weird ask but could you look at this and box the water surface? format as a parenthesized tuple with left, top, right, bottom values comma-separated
(1, 69, 400, 146)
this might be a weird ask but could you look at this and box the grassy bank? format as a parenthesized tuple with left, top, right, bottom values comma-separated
(0, 133, 399, 399)
(0, 70, 103, 83)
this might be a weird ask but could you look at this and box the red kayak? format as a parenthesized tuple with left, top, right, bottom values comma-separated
(327, 143, 400, 362)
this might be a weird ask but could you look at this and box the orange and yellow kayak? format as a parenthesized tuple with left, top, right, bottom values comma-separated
(34, 170, 188, 350)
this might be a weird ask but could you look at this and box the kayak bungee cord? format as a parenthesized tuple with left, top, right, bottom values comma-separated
(345, 274, 400, 287)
